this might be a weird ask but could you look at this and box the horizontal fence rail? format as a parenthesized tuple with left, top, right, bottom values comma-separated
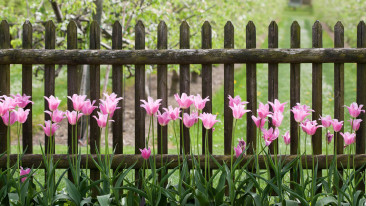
(1, 48, 366, 64)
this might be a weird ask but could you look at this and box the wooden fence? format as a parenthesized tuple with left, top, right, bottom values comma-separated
(0, 19, 366, 190)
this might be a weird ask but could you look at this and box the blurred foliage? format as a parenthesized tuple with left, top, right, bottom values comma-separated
(313, 0, 366, 47)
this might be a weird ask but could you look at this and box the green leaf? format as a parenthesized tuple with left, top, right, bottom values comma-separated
(97, 194, 111, 206)
(315, 196, 338, 206)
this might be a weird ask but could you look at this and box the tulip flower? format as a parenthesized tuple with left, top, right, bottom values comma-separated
(300, 119, 322, 136)
(68, 94, 87, 111)
(261, 127, 279, 146)
(340, 132, 356, 147)
(269, 111, 284, 127)
(140, 96, 162, 116)
(349, 119, 362, 132)
(2, 111, 17, 126)
(104, 92, 122, 102)
(238, 138, 246, 151)
(193, 94, 210, 110)
(320, 115, 332, 128)
(156, 110, 171, 126)
(326, 130, 334, 144)
(93, 112, 113, 128)
(183, 112, 198, 128)
(11, 93, 33, 108)
(14, 108, 30, 124)
(82, 99, 97, 115)
(39, 120, 60, 137)
(294, 103, 314, 112)
(345, 102, 365, 118)
(331, 119, 343, 132)
(252, 115, 266, 128)
(234, 145, 243, 158)
(140, 148, 151, 160)
(0, 96, 18, 116)
(283, 131, 290, 145)
(230, 103, 250, 119)
(66, 110, 83, 125)
(45, 109, 65, 123)
(163, 106, 181, 121)
(20, 166, 31, 183)
(199, 112, 219, 129)
(291, 106, 311, 123)
(228, 95, 248, 107)
(44, 95, 61, 111)
(175, 93, 194, 109)
(257, 102, 270, 119)
(268, 99, 287, 113)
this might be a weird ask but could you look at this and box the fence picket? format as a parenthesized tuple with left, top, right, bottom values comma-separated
(0, 20, 10, 154)
(22, 21, 33, 154)
(357, 21, 366, 192)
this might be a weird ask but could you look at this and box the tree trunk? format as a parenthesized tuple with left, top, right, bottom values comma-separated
(170, 70, 179, 96)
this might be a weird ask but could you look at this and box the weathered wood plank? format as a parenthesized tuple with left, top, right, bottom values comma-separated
(112, 21, 123, 154)
(0, 20, 10, 154)
(3, 48, 366, 65)
(357, 21, 366, 192)
(22, 21, 33, 154)
(246, 21, 257, 155)
(224, 21, 234, 156)
(180, 21, 190, 155)
(45, 20, 56, 154)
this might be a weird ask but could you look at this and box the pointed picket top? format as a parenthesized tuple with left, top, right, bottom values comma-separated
(202, 21, 212, 49)
(90, 21, 100, 50)
(112, 21, 122, 50)
(22, 20, 32, 49)
(291, 21, 300, 48)
(67, 20, 77, 49)
(334, 21, 344, 48)
(246, 21, 256, 48)
(135, 20, 145, 50)
(268, 21, 278, 48)
(45, 20, 56, 49)
(312, 20, 322, 48)
(180, 20, 190, 49)
(224, 21, 234, 49)
(158, 21, 167, 50)
(357, 21, 366, 48)
(0, 20, 10, 49)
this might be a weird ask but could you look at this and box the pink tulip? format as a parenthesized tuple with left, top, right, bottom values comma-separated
(45, 109, 65, 123)
(291, 106, 311, 123)
(44, 95, 61, 111)
(326, 130, 334, 144)
(331, 119, 343, 132)
(199, 112, 219, 129)
(100, 95, 122, 117)
(183, 112, 198, 128)
(2, 111, 17, 126)
(283, 131, 290, 145)
(349, 119, 362, 132)
(269, 111, 284, 127)
(228, 95, 248, 107)
(140, 148, 151, 160)
(39, 120, 60, 137)
(234, 145, 243, 158)
(20, 166, 31, 183)
(257, 102, 270, 119)
(261, 127, 279, 146)
(156, 110, 171, 126)
(175, 93, 194, 109)
(11, 93, 33, 108)
(319, 115, 332, 128)
(68, 94, 87, 112)
(14, 108, 29, 124)
(103, 92, 123, 102)
(238, 138, 246, 151)
(229, 103, 250, 119)
(140, 96, 162, 116)
(66, 110, 83, 125)
(294, 103, 314, 112)
(0, 96, 18, 116)
(252, 115, 267, 128)
(193, 94, 210, 110)
(163, 106, 181, 121)
(300, 119, 322, 136)
(340, 132, 356, 147)
(268, 99, 287, 113)
(82, 99, 97, 115)
(93, 112, 113, 128)
(345, 102, 365, 118)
